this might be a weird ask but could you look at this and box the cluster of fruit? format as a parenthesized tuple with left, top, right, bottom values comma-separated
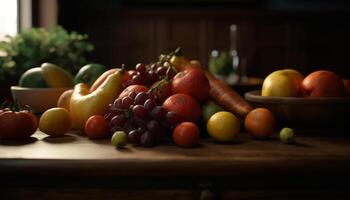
(122, 62, 176, 89)
(103, 51, 210, 147)
(4, 48, 308, 147)
(262, 69, 350, 98)
(106, 90, 177, 147)
(19, 63, 74, 88)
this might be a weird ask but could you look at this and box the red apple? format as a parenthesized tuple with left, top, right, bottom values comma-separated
(343, 79, 350, 97)
(301, 70, 345, 97)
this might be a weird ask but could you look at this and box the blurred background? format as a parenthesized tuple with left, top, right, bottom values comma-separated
(1, 0, 350, 99)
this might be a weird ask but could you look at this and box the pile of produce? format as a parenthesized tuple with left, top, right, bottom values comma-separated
(2, 47, 349, 147)
(65, 47, 255, 148)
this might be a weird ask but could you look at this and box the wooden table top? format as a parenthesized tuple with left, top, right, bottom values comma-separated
(1, 131, 350, 178)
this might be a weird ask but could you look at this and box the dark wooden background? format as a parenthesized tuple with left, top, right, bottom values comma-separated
(57, 0, 350, 78)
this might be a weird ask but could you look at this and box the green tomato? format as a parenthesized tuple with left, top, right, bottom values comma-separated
(111, 131, 128, 147)
(202, 101, 223, 123)
(279, 127, 295, 144)
(74, 63, 107, 86)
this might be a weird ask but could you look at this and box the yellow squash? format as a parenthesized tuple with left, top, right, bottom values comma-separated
(70, 70, 123, 130)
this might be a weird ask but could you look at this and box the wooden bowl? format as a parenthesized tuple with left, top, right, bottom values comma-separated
(244, 90, 350, 125)
(11, 86, 72, 113)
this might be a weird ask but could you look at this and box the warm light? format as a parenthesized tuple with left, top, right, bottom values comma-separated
(0, 0, 18, 41)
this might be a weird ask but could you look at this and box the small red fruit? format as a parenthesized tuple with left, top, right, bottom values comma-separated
(163, 93, 201, 123)
(172, 68, 210, 102)
(173, 122, 200, 147)
(118, 85, 148, 99)
(84, 115, 109, 139)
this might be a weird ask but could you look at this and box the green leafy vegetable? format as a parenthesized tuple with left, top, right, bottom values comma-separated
(0, 26, 94, 81)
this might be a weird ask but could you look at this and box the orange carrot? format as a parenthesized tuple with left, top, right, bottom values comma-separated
(170, 54, 252, 117)
(204, 71, 253, 117)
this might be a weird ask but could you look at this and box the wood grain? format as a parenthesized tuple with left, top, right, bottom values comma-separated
(1, 131, 350, 178)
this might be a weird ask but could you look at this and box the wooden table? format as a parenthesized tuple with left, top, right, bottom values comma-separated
(1, 131, 350, 199)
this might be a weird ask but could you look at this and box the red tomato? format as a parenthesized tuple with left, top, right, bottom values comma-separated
(172, 68, 210, 102)
(84, 115, 109, 139)
(150, 80, 172, 104)
(0, 110, 38, 140)
(173, 122, 200, 147)
(163, 93, 201, 123)
(118, 84, 149, 99)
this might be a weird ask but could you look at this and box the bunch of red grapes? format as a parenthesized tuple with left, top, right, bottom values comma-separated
(123, 62, 176, 88)
(105, 61, 178, 147)
(105, 91, 178, 147)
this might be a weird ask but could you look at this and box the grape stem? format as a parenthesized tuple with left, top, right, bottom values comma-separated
(148, 47, 182, 93)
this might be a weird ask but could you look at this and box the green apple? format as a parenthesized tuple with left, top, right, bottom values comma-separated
(74, 63, 107, 86)
(262, 69, 304, 97)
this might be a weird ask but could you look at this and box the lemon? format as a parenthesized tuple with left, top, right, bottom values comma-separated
(39, 107, 71, 136)
(41, 63, 74, 88)
(207, 111, 240, 142)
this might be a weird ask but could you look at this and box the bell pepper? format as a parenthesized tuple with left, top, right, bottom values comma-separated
(70, 70, 123, 130)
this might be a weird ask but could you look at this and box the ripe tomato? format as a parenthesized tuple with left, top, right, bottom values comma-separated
(244, 108, 276, 138)
(0, 109, 38, 140)
(150, 79, 172, 104)
(172, 68, 210, 102)
(84, 115, 109, 139)
(118, 84, 149, 99)
(163, 93, 201, 123)
(173, 122, 200, 147)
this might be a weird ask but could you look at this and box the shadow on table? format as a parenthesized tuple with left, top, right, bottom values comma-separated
(42, 134, 77, 143)
(0, 137, 38, 146)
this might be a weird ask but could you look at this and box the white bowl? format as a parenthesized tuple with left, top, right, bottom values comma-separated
(11, 86, 72, 113)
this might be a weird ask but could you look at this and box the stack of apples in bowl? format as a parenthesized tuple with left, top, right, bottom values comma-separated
(245, 69, 350, 126)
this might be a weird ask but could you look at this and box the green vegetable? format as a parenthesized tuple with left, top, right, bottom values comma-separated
(0, 26, 94, 81)
(74, 63, 107, 86)
(208, 51, 233, 76)
(279, 127, 295, 144)
(111, 131, 128, 147)
(202, 101, 223, 123)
